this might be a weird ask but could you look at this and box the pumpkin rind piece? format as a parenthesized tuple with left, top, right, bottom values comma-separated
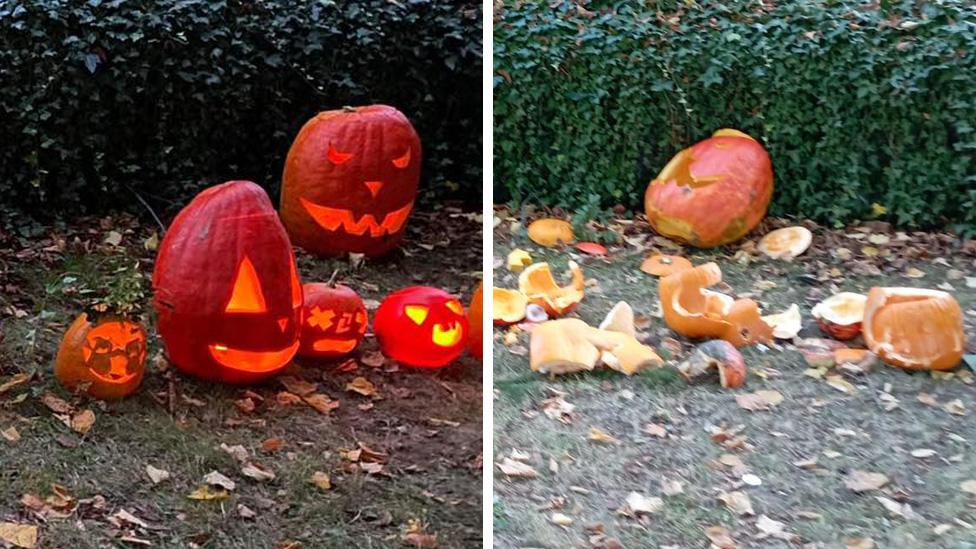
(518, 261, 584, 316)
(527, 219, 574, 247)
(529, 319, 601, 375)
(811, 292, 866, 341)
(676, 339, 746, 388)
(587, 329, 663, 375)
(757, 226, 813, 260)
(761, 304, 802, 339)
(862, 287, 965, 371)
(640, 254, 693, 277)
(493, 288, 529, 325)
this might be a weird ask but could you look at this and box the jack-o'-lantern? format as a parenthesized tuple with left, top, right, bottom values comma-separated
(280, 105, 422, 257)
(645, 129, 773, 247)
(468, 282, 483, 359)
(152, 181, 303, 384)
(299, 281, 367, 360)
(55, 313, 146, 400)
(373, 286, 468, 368)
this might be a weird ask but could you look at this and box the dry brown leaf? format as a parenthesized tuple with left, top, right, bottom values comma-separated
(961, 480, 976, 495)
(844, 537, 875, 549)
(1, 426, 21, 443)
(944, 399, 966, 416)
(496, 457, 538, 478)
(261, 438, 284, 452)
(550, 512, 573, 526)
(704, 525, 737, 549)
(311, 471, 332, 491)
(276, 391, 304, 406)
(917, 392, 938, 406)
(0, 522, 38, 548)
(755, 514, 786, 538)
(70, 409, 95, 435)
(346, 377, 377, 397)
(202, 470, 236, 490)
(625, 492, 663, 514)
(825, 375, 857, 394)
(278, 376, 318, 396)
(220, 443, 249, 463)
(844, 470, 889, 492)
(304, 394, 340, 415)
(875, 496, 917, 519)
(735, 390, 783, 411)
(588, 427, 618, 444)
(41, 393, 73, 414)
(718, 490, 754, 516)
(0, 373, 30, 394)
(643, 423, 667, 438)
(145, 464, 170, 485)
(241, 462, 275, 482)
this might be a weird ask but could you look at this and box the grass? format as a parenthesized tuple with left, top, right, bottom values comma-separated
(0, 209, 482, 549)
(493, 217, 976, 548)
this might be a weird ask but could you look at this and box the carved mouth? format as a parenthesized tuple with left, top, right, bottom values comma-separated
(432, 321, 463, 348)
(300, 198, 413, 237)
(209, 342, 300, 373)
(311, 338, 358, 353)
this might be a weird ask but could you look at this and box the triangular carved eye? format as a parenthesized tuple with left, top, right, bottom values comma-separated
(404, 304, 429, 325)
(445, 300, 464, 315)
(226, 256, 268, 313)
(392, 148, 411, 169)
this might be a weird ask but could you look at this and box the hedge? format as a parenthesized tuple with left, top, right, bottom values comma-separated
(0, 0, 482, 218)
(494, 0, 976, 233)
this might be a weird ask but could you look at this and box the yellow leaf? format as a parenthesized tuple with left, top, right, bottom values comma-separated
(0, 522, 37, 548)
(187, 486, 230, 501)
(871, 203, 887, 216)
(311, 471, 332, 491)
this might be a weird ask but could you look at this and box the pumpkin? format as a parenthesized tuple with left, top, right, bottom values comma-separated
(55, 313, 146, 400)
(757, 226, 812, 260)
(507, 248, 533, 272)
(298, 281, 367, 360)
(677, 340, 746, 388)
(468, 282, 483, 359)
(640, 254, 693, 277)
(373, 286, 468, 368)
(658, 262, 772, 346)
(518, 261, 584, 316)
(153, 181, 303, 384)
(280, 105, 421, 257)
(644, 129, 773, 247)
(527, 219, 574, 247)
(811, 292, 867, 341)
(761, 304, 802, 339)
(529, 318, 662, 376)
(493, 288, 529, 325)
(861, 287, 965, 371)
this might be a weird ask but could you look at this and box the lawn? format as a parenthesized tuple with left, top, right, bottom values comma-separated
(0, 208, 483, 549)
(493, 211, 976, 549)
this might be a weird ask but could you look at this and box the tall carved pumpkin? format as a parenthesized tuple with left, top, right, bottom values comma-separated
(152, 181, 303, 384)
(280, 105, 422, 257)
(55, 313, 147, 400)
(645, 129, 773, 248)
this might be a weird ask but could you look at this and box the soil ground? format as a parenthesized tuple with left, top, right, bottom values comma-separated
(0, 208, 482, 549)
(493, 211, 976, 549)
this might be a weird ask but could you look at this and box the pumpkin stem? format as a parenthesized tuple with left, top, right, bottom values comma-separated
(342, 106, 357, 113)
(327, 269, 340, 287)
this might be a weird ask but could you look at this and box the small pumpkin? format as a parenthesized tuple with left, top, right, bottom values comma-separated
(55, 313, 146, 400)
(640, 254, 693, 277)
(658, 262, 772, 346)
(468, 282, 483, 359)
(280, 105, 421, 257)
(518, 261, 584, 316)
(757, 226, 812, 260)
(677, 340, 746, 388)
(298, 281, 368, 360)
(861, 287, 965, 371)
(493, 288, 529, 325)
(811, 292, 866, 341)
(644, 129, 773, 248)
(527, 219, 574, 247)
(374, 286, 468, 368)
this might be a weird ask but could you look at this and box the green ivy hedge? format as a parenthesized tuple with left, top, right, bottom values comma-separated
(494, 1, 976, 232)
(0, 0, 482, 217)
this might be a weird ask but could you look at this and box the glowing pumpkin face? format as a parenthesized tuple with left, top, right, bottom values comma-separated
(153, 181, 303, 384)
(280, 105, 422, 257)
(373, 286, 468, 368)
(55, 313, 146, 400)
(298, 282, 368, 360)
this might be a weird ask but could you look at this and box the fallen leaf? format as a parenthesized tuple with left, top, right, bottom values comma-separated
(278, 376, 317, 396)
(241, 462, 275, 482)
(187, 486, 230, 501)
(276, 391, 304, 406)
(237, 504, 256, 519)
(844, 537, 875, 549)
(661, 479, 684, 496)
(104, 231, 123, 246)
(735, 390, 783, 411)
(575, 242, 608, 255)
(261, 438, 284, 452)
(41, 393, 73, 414)
(588, 427, 618, 444)
(550, 512, 574, 525)
(0, 522, 38, 548)
(755, 514, 786, 538)
(704, 525, 737, 548)
(718, 490, 754, 516)
(944, 399, 966, 416)
(145, 464, 171, 485)
(825, 375, 857, 394)
(1, 426, 21, 443)
(202, 470, 236, 491)
(345, 377, 377, 397)
(70, 409, 95, 434)
(905, 267, 926, 278)
(311, 471, 332, 491)
(960, 480, 976, 495)
(113, 508, 149, 529)
(625, 492, 663, 515)
(0, 373, 30, 394)
(875, 496, 917, 520)
(496, 457, 538, 478)
(910, 448, 936, 459)
(844, 470, 889, 492)
(917, 392, 938, 406)
(304, 393, 340, 415)
(220, 443, 249, 463)
(643, 423, 667, 438)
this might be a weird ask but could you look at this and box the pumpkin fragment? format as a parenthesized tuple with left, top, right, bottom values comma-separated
(757, 226, 813, 260)
(811, 292, 866, 341)
(492, 288, 529, 325)
(529, 318, 661, 376)
(507, 249, 533, 272)
(761, 304, 802, 339)
(518, 261, 585, 316)
(640, 254, 693, 277)
(575, 242, 608, 255)
(676, 340, 746, 389)
(527, 218, 574, 247)
(862, 287, 965, 371)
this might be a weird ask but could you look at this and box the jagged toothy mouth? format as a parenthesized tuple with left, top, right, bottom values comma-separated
(300, 198, 413, 237)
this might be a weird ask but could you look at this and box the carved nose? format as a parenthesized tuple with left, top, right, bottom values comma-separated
(277, 317, 289, 333)
(364, 181, 383, 198)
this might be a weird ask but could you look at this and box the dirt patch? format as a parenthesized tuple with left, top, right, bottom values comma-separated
(493, 213, 976, 548)
(0, 208, 482, 548)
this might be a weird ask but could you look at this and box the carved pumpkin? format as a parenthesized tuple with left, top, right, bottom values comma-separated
(811, 292, 866, 341)
(374, 286, 468, 368)
(55, 313, 146, 400)
(280, 105, 421, 257)
(298, 282, 367, 360)
(658, 262, 772, 347)
(862, 287, 965, 371)
(757, 226, 812, 260)
(518, 261, 584, 316)
(468, 282, 483, 359)
(153, 181, 303, 384)
(493, 288, 529, 325)
(645, 129, 773, 247)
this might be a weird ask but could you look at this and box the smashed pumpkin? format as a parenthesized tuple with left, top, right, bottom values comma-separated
(811, 292, 866, 341)
(518, 261, 584, 316)
(677, 340, 746, 388)
(862, 287, 965, 371)
(493, 288, 529, 325)
(658, 262, 772, 346)
(644, 129, 773, 247)
(529, 318, 662, 376)
(757, 226, 812, 260)
(761, 304, 802, 339)
(527, 219, 574, 247)
(640, 254, 693, 277)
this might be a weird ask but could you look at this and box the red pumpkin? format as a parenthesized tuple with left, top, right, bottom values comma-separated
(299, 282, 367, 360)
(152, 181, 303, 384)
(280, 105, 422, 257)
(55, 313, 146, 400)
(373, 286, 468, 368)
(645, 129, 773, 248)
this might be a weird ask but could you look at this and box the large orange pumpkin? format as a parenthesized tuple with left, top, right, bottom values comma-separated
(280, 105, 422, 257)
(153, 181, 303, 384)
(862, 287, 965, 371)
(55, 313, 146, 400)
(645, 129, 773, 247)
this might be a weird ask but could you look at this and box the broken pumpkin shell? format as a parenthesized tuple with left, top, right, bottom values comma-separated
(761, 303, 802, 339)
(676, 339, 746, 388)
(518, 260, 585, 317)
(575, 242, 608, 255)
(587, 329, 664, 375)
(599, 301, 636, 338)
(507, 248, 533, 272)
(529, 318, 662, 376)
(862, 287, 965, 371)
(811, 292, 866, 341)
(640, 254, 693, 277)
(527, 218, 574, 247)
(658, 262, 772, 347)
(757, 226, 812, 260)
(493, 288, 529, 325)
